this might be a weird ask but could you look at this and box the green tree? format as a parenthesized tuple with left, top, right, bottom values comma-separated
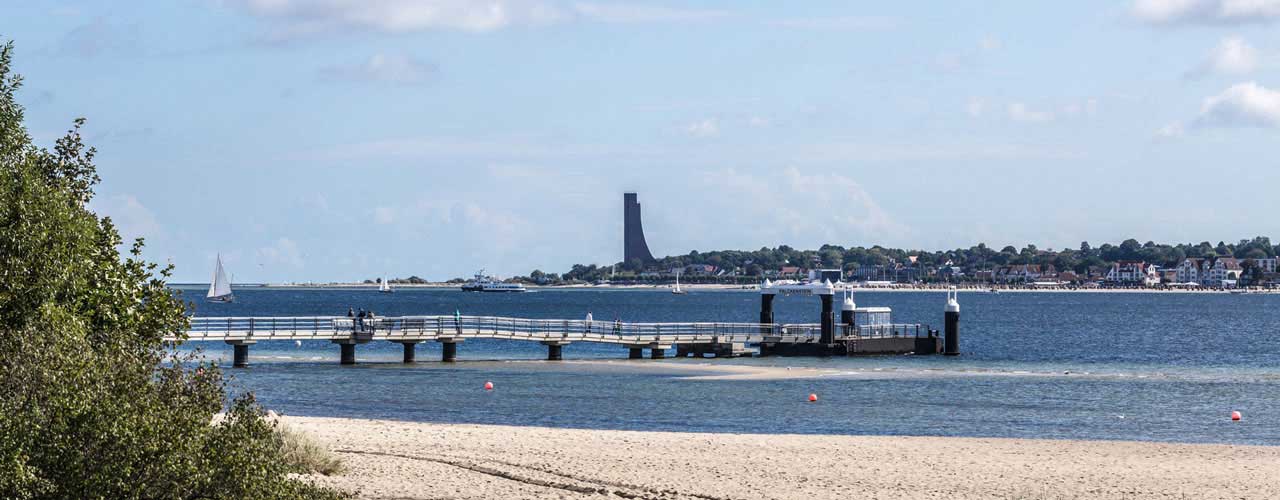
(0, 41, 345, 499)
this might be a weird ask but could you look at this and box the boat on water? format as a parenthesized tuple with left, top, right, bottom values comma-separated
(207, 254, 234, 303)
(461, 270, 527, 293)
(379, 276, 393, 293)
(672, 270, 687, 295)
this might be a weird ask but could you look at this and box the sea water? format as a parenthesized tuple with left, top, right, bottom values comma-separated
(177, 286, 1280, 445)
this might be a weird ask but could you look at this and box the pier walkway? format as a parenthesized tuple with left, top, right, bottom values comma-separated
(171, 315, 937, 366)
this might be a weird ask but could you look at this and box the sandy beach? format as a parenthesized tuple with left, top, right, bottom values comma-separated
(290, 416, 1280, 500)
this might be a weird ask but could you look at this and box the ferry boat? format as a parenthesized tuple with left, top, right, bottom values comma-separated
(461, 270, 527, 293)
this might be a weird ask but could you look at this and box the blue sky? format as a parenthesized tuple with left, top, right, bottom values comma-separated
(6, 0, 1280, 282)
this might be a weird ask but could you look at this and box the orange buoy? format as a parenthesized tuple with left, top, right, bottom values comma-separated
(1232, 410, 1241, 421)
(484, 381, 494, 391)
(808, 393, 818, 402)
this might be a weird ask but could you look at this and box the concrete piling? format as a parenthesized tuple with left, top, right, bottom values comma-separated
(629, 347, 644, 359)
(541, 341, 568, 361)
(339, 343, 356, 365)
(397, 341, 419, 363)
(226, 340, 256, 368)
(441, 341, 458, 362)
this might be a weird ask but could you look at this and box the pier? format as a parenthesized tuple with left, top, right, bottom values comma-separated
(172, 284, 960, 366)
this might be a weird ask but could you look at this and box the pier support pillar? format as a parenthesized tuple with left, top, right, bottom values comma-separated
(541, 341, 567, 361)
(944, 288, 960, 356)
(225, 340, 256, 368)
(629, 347, 644, 359)
(819, 293, 835, 344)
(650, 347, 666, 359)
(440, 340, 460, 362)
(395, 341, 421, 363)
(339, 343, 356, 365)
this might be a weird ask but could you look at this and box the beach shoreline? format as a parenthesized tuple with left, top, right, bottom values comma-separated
(291, 416, 1280, 499)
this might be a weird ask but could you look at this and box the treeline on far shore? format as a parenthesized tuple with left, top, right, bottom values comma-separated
(529, 237, 1280, 284)
(364, 237, 1280, 286)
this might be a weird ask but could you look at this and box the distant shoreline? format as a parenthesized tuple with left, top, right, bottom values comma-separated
(168, 282, 1277, 294)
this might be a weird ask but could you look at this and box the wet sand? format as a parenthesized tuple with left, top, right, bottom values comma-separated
(292, 416, 1280, 500)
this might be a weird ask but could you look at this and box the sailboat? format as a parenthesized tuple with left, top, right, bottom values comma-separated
(379, 276, 394, 293)
(672, 270, 687, 295)
(207, 254, 234, 303)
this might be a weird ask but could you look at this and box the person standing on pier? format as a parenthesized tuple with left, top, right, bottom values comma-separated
(585, 311, 593, 334)
(454, 309, 462, 336)
(613, 316, 621, 336)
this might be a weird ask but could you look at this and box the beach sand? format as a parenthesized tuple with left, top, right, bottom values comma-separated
(290, 416, 1280, 500)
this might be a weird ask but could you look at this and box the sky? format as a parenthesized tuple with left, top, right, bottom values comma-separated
(4, 0, 1280, 282)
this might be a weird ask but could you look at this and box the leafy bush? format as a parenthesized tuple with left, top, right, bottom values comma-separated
(0, 40, 347, 499)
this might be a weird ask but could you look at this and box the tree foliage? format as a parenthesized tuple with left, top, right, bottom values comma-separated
(0, 41, 345, 499)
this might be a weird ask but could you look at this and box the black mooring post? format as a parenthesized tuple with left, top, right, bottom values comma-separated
(819, 293, 835, 344)
(760, 292, 775, 325)
(944, 288, 960, 356)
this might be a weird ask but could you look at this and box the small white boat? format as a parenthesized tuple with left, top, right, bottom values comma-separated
(379, 276, 394, 293)
(207, 254, 234, 303)
(672, 271, 687, 295)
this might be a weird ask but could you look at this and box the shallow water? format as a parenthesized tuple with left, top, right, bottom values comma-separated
(177, 287, 1280, 445)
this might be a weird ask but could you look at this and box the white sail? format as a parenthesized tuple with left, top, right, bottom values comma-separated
(380, 276, 392, 292)
(208, 254, 233, 299)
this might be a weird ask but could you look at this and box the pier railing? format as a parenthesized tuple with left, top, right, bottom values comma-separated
(179, 315, 782, 345)
(771, 323, 932, 342)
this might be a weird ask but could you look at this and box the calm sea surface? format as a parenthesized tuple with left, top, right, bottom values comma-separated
(175, 286, 1280, 445)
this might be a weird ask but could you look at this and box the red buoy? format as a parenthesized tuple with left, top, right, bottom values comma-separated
(1232, 410, 1241, 421)
(808, 393, 818, 402)
(484, 381, 494, 391)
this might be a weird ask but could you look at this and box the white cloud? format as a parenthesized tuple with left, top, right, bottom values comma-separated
(373, 206, 397, 224)
(966, 97, 986, 117)
(220, 0, 729, 39)
(747, 116, 771, 128)
(1132, 0, 1280, 25)
(772, 16, 897, 31)
(1187, 36, 1258, 78)
(1008, 103, 1055, 123)
(91, 194, 162, 244)
(693, 167, 908, 248)
(572, 2, 729, 23)
(684, 118, 719, 138)
(220, 0, 565, 38)
(1192, 81, 1280, 128)
(1157, 121, 1186, 137)
(257, 237, 305, 268)
(319, 53, 438, 85)
(979, 35, 1002, 51)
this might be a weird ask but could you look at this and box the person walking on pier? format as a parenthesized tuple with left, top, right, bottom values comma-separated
(585, 311, 593, 334)
(454, 309, 462, 336)
(613, 316, 621, 336)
